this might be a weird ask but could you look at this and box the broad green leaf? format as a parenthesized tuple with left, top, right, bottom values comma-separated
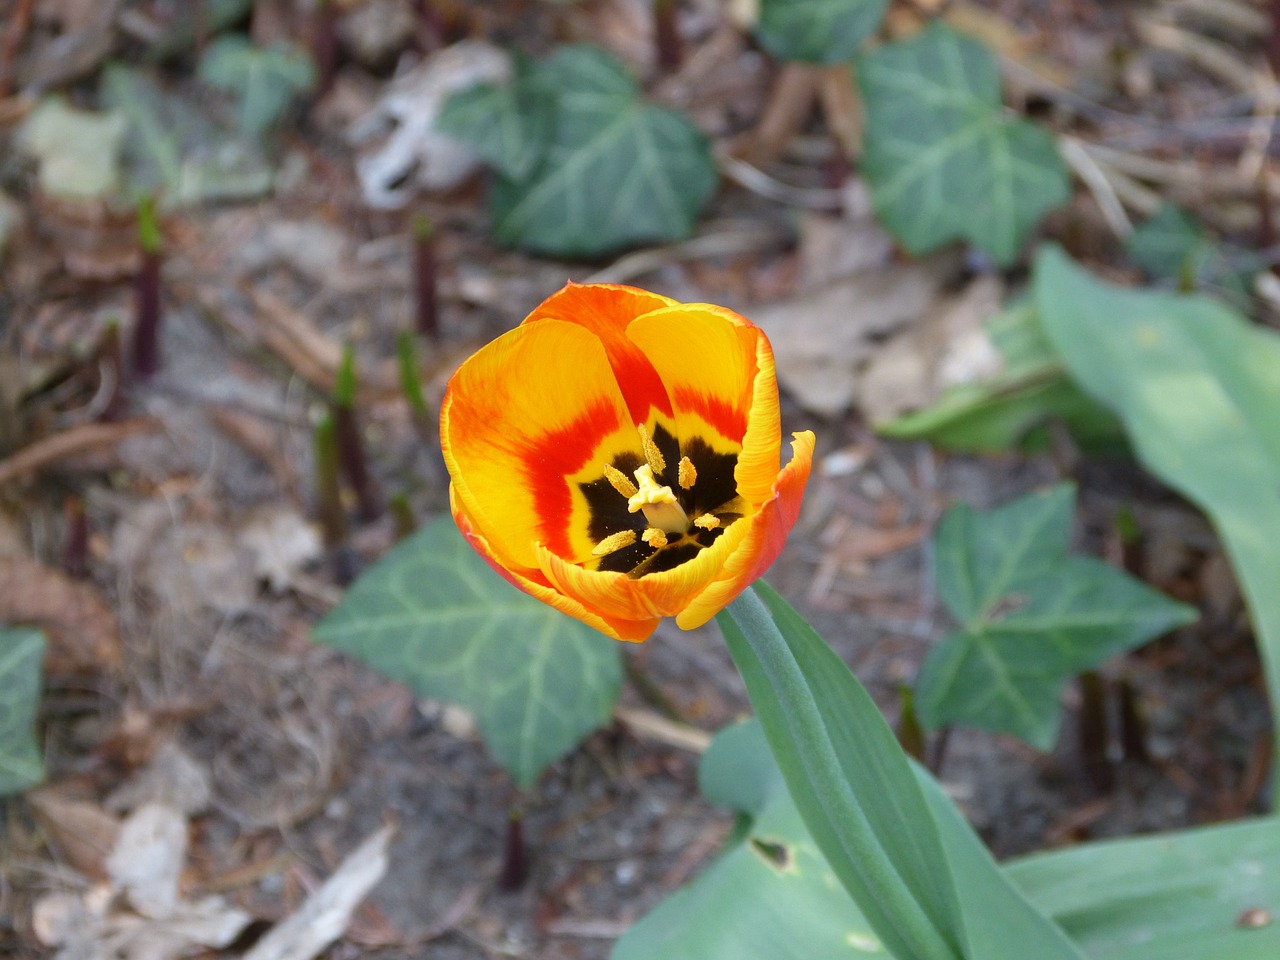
(857, 23, 1069, 265)
(312, 518, 621, 788)
(489, 45, 717, 257)
(916, 485, 1196, 748)
(197, 36, 316, 138)
(614, 720, 885, 960)
(1034, 245, 1280, 803)
(437, 76, 551, 180)
(624, 715, 1280, 960)
(755, 0, 889, 64)
(878, 302, 1126, 453)
(619, 714, 1082, 960)
(1007, 816, 1280, 960)
(720, 583, 1081, 960)
(0, 627, 45, 796)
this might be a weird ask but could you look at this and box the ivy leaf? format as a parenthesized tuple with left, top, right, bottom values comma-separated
(489, 45, 717, 257)
(755, 0, 889, 64)
(0, 627, 45, 796)
(916, 485, 1196, 749)
(436, 68, 552, 180)
(197, 35, 316, 138)
(1126, 203, 1257, 303)
(857, 23, 1070, 265)
(312, 518, 621, 789)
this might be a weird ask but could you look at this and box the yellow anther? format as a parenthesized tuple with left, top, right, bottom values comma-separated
(637, 423, 666, 475)
(642, 527, 668, 549)
(693, 514, 721, 530)
(678, 456, 696, 489)
(603, 463, 638, 498)
(592, 529, 638, 557)
(628, 464, 689, 533)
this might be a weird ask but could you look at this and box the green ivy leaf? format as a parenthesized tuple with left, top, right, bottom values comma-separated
(1126, 203, 1257, 302)
(197, 35, 316, 138)
(1034, 245, 1280, 800)
(857, 23, 1069, 265)
(437, 70, 553, 180)
(312, 518, 621, 789)
(0, 627, 45, 796)
(755, 0, 889, 64)
(489, 45, 717, 257)
(916, 485, 1196, 749)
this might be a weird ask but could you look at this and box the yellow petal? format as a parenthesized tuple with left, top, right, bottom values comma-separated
(677, 431, 816, 629)
(441, 319, 640, 569)
(452, 490, 659, 642)
(626, 304, 782, 506)
(524, 283, 679, 426)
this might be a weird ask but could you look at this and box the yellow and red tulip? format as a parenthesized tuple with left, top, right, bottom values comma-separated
(440, 283, 815, 642)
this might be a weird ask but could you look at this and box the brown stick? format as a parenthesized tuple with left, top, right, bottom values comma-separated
(0, 418, 160, 486)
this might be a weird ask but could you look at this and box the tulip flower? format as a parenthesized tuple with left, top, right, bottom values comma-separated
(441, 283, 815, 642)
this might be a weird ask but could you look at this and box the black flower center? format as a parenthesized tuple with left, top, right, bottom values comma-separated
(579, 422, 745, 576)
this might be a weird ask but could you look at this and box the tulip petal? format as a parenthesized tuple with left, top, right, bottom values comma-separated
(452, 494, 659, 642)
(442, 319, 642, 568)
(524, 283, 678, 427)
(676, 431, 816, 630)
(536, 515, 755, 633)
(626, 305, 782, 507)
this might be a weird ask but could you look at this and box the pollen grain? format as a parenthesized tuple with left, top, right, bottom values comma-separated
(693, 514, 721, 530)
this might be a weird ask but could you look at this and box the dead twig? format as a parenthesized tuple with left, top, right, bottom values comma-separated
(0, 418, 160, 487)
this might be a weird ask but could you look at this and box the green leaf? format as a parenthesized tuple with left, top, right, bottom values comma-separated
(1034, 245, 1280, 804)
(755, 0, 889, 63)
(857, 23, 1070, 265)
(1007, 816, 1280, 960)
(620, 713, 1083, 960)
(489, 45, 717, 257)
(878, 302, 1126, 453)
(0, 627, 45, 796)
(312, 517, 621, 788)
(437, 73, 552, 180)
(614, 719, 885, 960)
(720, 584, 1082, 960)
(197, 35, 316, 138)
(14, 96, 128, 200)
(916, 485, 1195, 748)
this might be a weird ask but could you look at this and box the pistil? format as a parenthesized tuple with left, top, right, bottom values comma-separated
(627, 464, 689, 533)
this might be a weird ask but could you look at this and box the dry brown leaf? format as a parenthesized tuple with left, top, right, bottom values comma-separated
(750, 251, 965, 418)
(0, 555, 122, 675)
(28, 789, 121, 881)
(0, 418, 161, 488)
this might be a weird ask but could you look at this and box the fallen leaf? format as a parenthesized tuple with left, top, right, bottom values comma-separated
(750, 251, 965, 417)
(0, 555, 123, 676)
(28, 790, 121, 881)
(239, 508, 324, 594)
(107, 803, 187, 919)
(106, 740, 213, 817)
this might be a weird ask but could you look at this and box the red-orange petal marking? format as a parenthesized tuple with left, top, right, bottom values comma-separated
(525, 283, 677, 427)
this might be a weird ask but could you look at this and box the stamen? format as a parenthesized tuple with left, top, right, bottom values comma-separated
(678, 456, 696, 489)
(603, 463, 638, 498)
(642, 527, 668, 549)
(592, 529, 638, 557)
(628, 464, 689, 533)
(693, 514, 720, 530)
(637, 423, 666, 475)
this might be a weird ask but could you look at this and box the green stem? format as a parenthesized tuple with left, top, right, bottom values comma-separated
(720, 589, 959, 960)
